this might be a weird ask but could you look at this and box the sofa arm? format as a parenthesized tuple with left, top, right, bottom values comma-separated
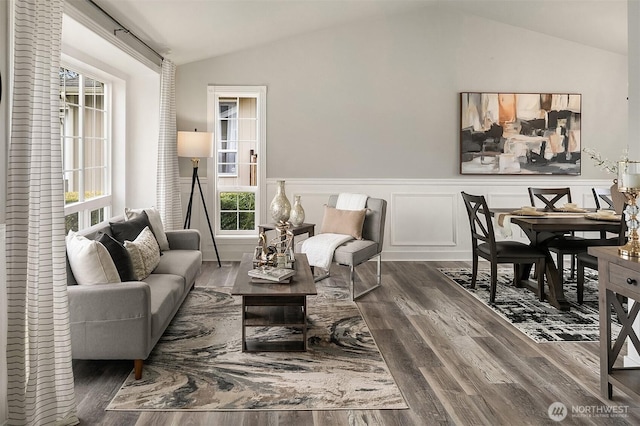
(166, 229, 201, 251)
(67, 282, 152, 360)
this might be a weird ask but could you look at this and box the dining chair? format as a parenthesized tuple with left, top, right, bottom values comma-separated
(528, 187, 573, 211)
(461, 192, 547, 303)
(592, 187, 615, 210)
(527, 187, 584, 283)
(576, 209, 627, 304)
(592, 187, 615, 238)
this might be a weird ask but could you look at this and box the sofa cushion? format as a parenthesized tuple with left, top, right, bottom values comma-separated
(144, 274, 184, 339)
(320, 206, 366, 239)
(125, 227, 161, 280)
(111, 211, 151, 244)
(97, 232, 135, 282)
(153, 250, 202, 292)
(126, 207, 170, 252)
(66, 231, 121, 285)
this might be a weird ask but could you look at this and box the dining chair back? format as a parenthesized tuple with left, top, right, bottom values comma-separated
(576, 209, 628, 304)
(528, 187, 583, 282)
(592, 187, 615, 210)
(528, 187, 571, 211)
(592, 187, 615, 238)
(461, 192, 547, 303)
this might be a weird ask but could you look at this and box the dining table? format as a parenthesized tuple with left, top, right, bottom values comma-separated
(490, 208, 622, 311)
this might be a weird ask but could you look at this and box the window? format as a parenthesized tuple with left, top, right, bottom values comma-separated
(60, 67, 112, 232)
(208, 86, 266, 235)
(218, 99, 238, 176)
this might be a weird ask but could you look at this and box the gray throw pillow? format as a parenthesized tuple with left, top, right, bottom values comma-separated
(110, 211, 151, 244)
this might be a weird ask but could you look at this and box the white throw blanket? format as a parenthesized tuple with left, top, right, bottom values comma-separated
(301, 233, 354, 270)
(336, 193, 368, 210)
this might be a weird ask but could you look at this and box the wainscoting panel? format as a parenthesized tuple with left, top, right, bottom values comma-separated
(391, 193, 457, 246)
(180, 177, 615, 262)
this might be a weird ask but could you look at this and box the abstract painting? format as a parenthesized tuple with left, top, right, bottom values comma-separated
(460, 92, 581, 175)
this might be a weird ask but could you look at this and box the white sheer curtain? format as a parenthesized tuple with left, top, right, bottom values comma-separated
(6, 0, 78, 424)
(156, 59, 183, 230)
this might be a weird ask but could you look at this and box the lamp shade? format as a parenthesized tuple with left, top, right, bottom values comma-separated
(177, 131, 213, 158)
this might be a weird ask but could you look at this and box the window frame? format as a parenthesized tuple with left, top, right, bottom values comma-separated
(207, 86, 266, 237)
(60, 64, 113, 231)
(217, 99, 239, 177)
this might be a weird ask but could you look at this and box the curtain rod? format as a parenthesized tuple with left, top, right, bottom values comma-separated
(85, 0, 164, 62)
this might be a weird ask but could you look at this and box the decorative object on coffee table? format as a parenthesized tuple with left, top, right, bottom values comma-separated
(289, 195, 305, 226)
(255, 221, 295, 267)
(269, 180, 291, 222)
(617, 160, 640, 257)
(248, 265, 295, 283)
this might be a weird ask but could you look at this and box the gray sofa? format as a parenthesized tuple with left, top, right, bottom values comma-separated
(66, 215, 202, 379)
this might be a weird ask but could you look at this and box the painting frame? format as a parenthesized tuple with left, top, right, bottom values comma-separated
(459, 92, 582, 175)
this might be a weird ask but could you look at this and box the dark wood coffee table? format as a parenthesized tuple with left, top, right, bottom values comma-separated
(231, 253, 317, 352)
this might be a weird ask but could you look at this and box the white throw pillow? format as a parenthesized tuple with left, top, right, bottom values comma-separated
(124, 226, 161, 280)
(66, 231, 121, 285)
(125, 207, 170, 251)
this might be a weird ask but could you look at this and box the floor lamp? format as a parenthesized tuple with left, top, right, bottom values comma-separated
(177, 130, 221, 267)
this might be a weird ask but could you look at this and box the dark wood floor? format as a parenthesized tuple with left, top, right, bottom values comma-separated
(73, 260, 640, 425)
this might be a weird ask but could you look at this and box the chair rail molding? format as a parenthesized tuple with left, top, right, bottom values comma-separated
(181, 176, 615, 262)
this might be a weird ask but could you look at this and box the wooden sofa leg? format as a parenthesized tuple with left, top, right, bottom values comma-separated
(134, 359, 144, 380)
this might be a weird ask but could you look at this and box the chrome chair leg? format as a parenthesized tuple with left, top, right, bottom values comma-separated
(314, 268, 330, 283)
(352, 253, 382, 300)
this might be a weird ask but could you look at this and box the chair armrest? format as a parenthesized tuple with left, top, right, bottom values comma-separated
(166, 229, 201, 251)
(67, 282, 151, 321)
(67, 282, 152, 359)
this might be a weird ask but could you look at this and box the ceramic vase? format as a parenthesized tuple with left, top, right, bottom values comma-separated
(269, 180, 291, 222)
(289, 195, 305, 226)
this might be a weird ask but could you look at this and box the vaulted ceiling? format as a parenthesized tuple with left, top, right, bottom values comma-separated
(91, 0, 627, 65)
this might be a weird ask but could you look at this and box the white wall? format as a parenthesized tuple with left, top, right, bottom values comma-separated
(125, 73, 160, 209)
(61, 15, 160, 213)
(173, 3, 628, 261)
(176, 4, 628, 180)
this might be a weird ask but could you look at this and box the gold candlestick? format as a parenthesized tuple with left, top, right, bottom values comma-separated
(617, 160, 640, 257)
(619, 190, 640, 257)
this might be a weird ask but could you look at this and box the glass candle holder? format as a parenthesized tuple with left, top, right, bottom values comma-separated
(618, 160, 640, 191)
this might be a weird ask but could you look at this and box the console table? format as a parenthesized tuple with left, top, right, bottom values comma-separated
(589, 246, 640, 401)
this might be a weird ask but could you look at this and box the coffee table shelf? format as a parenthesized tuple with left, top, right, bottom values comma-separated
(244, 304, 305, 326)
(243, 340, 306, 352)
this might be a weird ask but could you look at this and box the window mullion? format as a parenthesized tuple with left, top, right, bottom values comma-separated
(78, 74, 85, 205)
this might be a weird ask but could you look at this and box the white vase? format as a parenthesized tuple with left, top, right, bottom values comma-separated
(290, 195, 305, 226)
(269, 180, 291, 222)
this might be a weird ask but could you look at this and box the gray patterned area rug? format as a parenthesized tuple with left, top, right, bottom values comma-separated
(439, 267, 620, 343)
(107, 281, 407, 411)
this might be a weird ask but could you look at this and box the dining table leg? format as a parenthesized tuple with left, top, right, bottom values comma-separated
(519, 229, 571, 311)
(541, 251, 571, 311)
